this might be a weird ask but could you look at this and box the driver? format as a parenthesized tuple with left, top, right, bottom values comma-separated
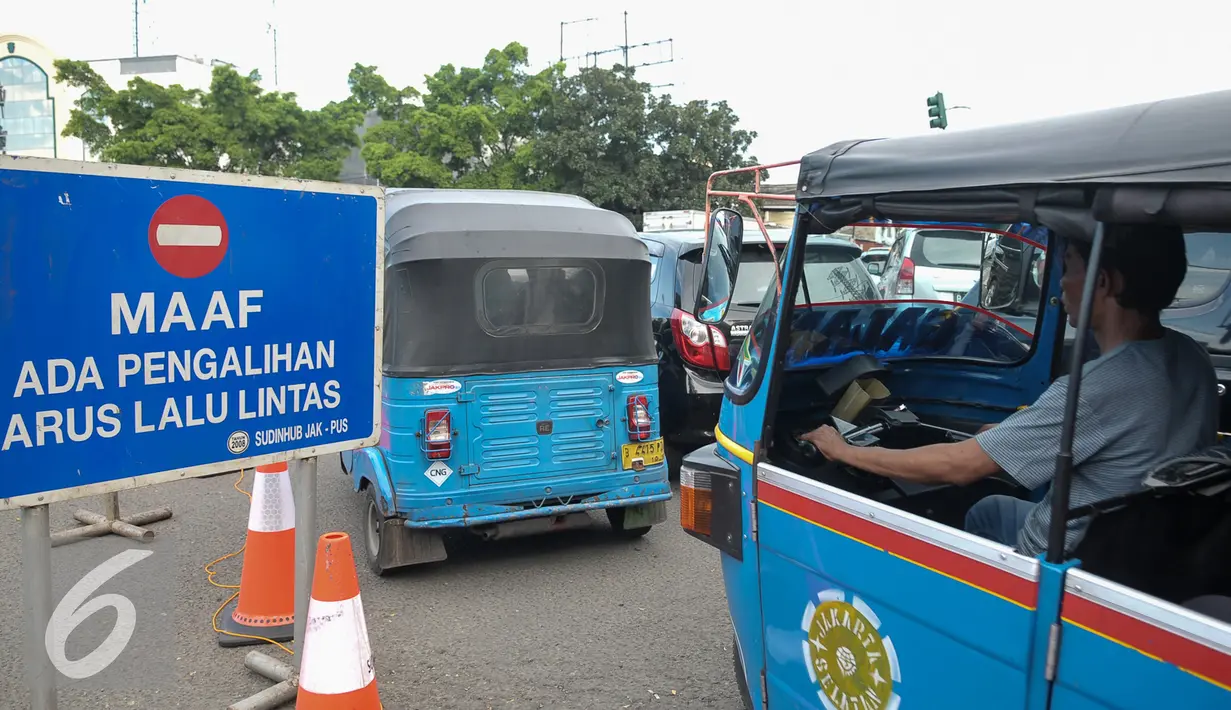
(802, 223, 1219, 558)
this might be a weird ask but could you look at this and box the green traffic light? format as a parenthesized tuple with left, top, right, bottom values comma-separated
(926, 91, 948, 130)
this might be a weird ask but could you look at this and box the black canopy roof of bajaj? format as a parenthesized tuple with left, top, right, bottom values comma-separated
(381, 188, 657, 377)
(794, 88, 1231, 238)
(385, 188, 651, 263)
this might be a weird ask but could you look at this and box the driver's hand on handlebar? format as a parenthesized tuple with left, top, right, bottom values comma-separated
(801, 425, 849, 463)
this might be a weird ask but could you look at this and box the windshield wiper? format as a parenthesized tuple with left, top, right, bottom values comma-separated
(734, 301, 762, 307)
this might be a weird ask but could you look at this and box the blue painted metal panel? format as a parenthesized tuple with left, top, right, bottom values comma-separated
(365, 364, 666, 526)
(1024, 559, 1079, 710)
(467, 373, 617, 484)
(1051, 620, 1231, 709)
(0, 157, 381, 507)
(402, 481, 672, 528)
(758, 504, 1036, 709)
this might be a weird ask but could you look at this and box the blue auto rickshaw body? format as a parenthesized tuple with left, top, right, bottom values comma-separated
(342, 188, 670, 572)
(681, 90, 1231, 709)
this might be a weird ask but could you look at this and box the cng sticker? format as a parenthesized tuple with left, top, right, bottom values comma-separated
(615, 370, 644, 384)
(800, 589, 900, 710)
(424, 460, 453, 487)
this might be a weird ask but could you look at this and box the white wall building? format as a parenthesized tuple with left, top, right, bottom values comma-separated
(86, 53, 232, 95)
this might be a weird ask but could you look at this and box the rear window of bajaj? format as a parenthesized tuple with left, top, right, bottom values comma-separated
(724, 242, 879, 396)
(909, 228, 985, 270)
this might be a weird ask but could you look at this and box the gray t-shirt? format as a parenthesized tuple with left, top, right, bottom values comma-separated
(975, 328, 1219, 557)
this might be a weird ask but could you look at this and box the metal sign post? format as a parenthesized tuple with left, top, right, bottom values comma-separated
(2, 155, 384, 709)
(21, 505, 56, 710)
(291, 456, 318, 652)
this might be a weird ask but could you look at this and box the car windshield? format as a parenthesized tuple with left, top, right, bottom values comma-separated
(912, 229, 984, 269)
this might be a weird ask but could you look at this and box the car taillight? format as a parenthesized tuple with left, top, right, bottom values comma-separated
(679, 464, 713, 537)
(670, 308, 730, 372)
(627, 395, 652, 442)
(423, 409, 452, 460)
(896, 256, 915, 296)
(709, 327, 731, 371)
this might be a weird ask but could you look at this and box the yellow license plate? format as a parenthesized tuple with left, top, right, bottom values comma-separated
(621, 438, 665, 469)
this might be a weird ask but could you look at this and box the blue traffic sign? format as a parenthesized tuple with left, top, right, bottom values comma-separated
(0, 157, 384, 508)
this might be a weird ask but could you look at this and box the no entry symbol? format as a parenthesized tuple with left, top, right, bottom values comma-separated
(147, 194, 229, 278)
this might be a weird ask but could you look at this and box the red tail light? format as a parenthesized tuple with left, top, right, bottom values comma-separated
(423, 409, 452, 460)
(670, 308, 730, 372)
(627, 395, 653, 442)
(896, 256, 915, 296)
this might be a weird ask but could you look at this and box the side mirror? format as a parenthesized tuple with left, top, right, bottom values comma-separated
(865, 261, 883, 276)
(1030, 251, 1046, 288)
(979, 236, 1030, 311)
(694, 208, 744, 323)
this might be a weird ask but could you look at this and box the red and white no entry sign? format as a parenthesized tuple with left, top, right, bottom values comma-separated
(147, 194, 230, 278)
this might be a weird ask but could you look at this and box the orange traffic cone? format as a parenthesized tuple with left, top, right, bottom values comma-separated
(217, 461, 296, 647)
(296, 532, 381, 708)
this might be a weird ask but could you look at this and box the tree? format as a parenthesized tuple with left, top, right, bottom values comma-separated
(54, 60, 362, 180)
(532, 65, 762, 226)
(353, 46, 762, 224)
(352, 43, 562, 189)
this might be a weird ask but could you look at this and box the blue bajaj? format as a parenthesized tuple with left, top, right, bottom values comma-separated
(681, 91, 1231, 710)
(341, 189, 670, 574)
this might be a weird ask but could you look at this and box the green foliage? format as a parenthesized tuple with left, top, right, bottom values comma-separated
(354, 44, 761, 223)
(354, 43, 562, 190)
(51, 42, 763, 218)
(53, 59, 362, 180)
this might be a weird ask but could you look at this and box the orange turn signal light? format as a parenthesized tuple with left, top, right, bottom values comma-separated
(679, 465, 713, 537)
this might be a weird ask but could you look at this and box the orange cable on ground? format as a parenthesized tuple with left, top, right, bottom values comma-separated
(202, 469, 295, 655)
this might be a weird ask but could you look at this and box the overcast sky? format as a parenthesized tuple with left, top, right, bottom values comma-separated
(10, 0, 1229, 183)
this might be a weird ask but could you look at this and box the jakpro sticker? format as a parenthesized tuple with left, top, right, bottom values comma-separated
(422, 379, 462, 396)
(616, 370, 645, 384)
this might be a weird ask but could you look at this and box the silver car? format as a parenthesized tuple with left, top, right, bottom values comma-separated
(878, 227, 986, 301)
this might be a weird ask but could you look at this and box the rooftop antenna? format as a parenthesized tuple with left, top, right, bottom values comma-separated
(133, 0, 140, 57)
(267, 0, 280, 88)
(582, 10, 675, 86)
(559, 16, 599, 63)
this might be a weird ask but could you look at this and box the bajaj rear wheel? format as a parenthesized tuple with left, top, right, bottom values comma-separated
(605, 506, 652, 538)
(365, 486, 394, 577)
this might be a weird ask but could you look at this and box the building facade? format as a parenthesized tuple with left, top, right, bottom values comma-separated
(0, 33, 86, 160)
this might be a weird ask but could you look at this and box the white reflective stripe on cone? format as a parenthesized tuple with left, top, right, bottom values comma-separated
(298, 595, 376, 694)
(247, 468, 295, 533)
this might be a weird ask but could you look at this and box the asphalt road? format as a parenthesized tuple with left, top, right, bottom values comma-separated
(0, 456, 743, 710)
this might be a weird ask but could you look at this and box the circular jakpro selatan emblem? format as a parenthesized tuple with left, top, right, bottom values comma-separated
(227, 430, 250, 455)
(801, 589, 900, 710)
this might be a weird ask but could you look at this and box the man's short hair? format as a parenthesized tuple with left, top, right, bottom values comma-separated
(1070, 223, 1188, 315)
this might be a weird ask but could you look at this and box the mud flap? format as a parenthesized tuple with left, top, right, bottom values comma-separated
(620, 500, 668, 529)
(377, 519, 447, 570)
